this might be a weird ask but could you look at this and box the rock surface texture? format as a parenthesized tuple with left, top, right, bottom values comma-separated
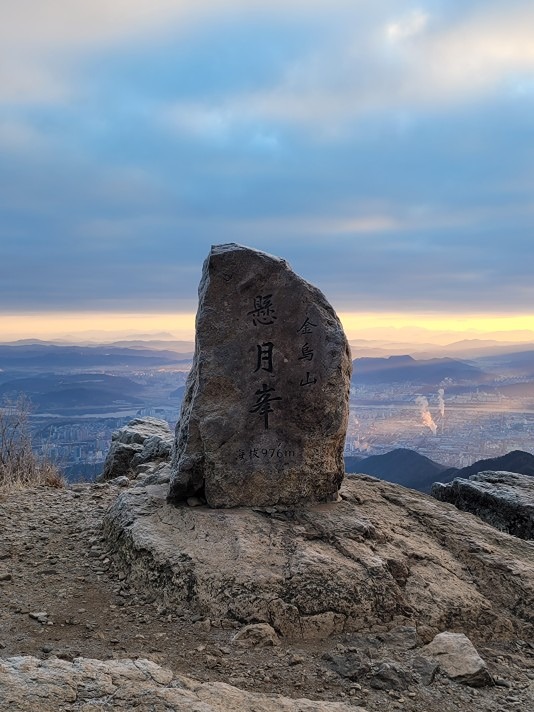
(104, 475, 534, 642)
(431, 470, 534, 540)
(2, 481, 534, 712)
(423, 632, 492, 687)
(98, 417, 173, 482)
(0, 656, 364, 712)
(169, 243, 352, 507)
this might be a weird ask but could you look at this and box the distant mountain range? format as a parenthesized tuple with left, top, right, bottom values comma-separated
(0, 343, 193, 370)
(345, 448, 534, 492)
(0, 374, 146, 413)
(352, 355, 488, 386)
(1, 341, 531, 381)
(414, 340, 534, 360)
(348, 336, 534, 359)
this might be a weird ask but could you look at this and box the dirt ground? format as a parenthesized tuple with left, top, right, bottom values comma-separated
(1, 482, 533, 711)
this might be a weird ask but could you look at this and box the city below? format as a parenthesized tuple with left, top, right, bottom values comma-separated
(0, 338, 533, 479)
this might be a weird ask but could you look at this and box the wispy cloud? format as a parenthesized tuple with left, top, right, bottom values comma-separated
(0, 118, 47, 152)
(386, 9, 429, 41)
(200, 3, 534, 132)
(3, 2, 533, 111)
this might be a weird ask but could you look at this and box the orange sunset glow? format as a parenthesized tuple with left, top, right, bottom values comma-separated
(2, 311, 534, 344)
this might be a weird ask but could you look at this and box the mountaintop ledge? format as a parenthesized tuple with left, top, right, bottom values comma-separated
(432, 470, 534, 539)
(104, 475, 534, 643)
(1, 478, 533, 711)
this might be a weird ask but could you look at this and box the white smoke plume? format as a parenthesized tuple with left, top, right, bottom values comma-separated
(437, 388, 445, 418)
(415, 395, 437, 435)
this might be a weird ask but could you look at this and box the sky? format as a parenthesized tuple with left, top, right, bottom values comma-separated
(1, 1, 534, 343)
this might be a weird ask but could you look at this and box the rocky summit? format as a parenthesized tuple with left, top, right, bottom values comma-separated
(98, 417, 173, 482)
(104, 475, 534, 643)
(2, 479, 534, 711)
(168, 243, 352, 508)
(432, 470, 534, 540)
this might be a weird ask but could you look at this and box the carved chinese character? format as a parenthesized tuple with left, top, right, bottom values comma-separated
(298, 342, 314, 361)
(248, 295, 277, 326)
(297, 317, 317, 334)
(300, 372, 317, 387)
(254, 342, 274, 373)
(249, 383, 282, 429)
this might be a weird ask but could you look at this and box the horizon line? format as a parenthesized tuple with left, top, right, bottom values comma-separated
(1, 311, 534, 344)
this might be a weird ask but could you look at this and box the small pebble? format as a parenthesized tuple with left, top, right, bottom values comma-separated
(29, 611, 48, 622)
(494, 677, 512, 688)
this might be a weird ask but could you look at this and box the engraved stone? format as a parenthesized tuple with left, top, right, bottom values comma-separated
(168, 243, 352, 507)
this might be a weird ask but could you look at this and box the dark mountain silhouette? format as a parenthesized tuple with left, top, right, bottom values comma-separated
(343, 456, 363, 472)
(352, 355, 487, 385)
(345, 448, 450, 492)
(440, 450, 534, 481)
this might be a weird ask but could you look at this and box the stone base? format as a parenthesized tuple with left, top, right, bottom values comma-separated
(103, 476, 534, 642)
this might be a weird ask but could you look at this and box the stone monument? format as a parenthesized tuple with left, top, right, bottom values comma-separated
(168, 243, 351, 507)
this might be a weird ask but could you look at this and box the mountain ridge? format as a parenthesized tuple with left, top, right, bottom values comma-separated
(345, 447, 534, 493)
(352, 355, 488, 385)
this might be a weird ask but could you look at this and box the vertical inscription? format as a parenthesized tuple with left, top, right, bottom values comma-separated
(297, 317, 317, 335)
(298, 343, 314, 361)
(250, 383, 282, 430)
(255, 342, 274, 373)
(297, 317, 318, 387)
(300, 372, 317, 387)
(248, 295, 277, 326)
(244, 297, 323, 454)
(248, 295, 281, 430)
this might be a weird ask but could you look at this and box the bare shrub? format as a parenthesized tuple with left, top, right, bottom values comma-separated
(0, 395, 65, 492)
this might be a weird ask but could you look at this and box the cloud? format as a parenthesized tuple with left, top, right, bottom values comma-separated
(1, 1, 534, 316)
(0, 0, 232, 103)
(3, 1, 534, 118)
(386, 9, 429, 41)
(0, 118, 47, 152)
(169, 2, 534, 132)
(0, 0, 345, 103)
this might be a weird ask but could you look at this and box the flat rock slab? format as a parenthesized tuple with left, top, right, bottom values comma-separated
(432, 470, 534, 539)
(169, 243, 351, 507)
(103, 476, 534, 642)
(0, 656, 364, 712)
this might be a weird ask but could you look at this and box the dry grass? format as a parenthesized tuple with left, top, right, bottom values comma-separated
(0, 395, 65, 493)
